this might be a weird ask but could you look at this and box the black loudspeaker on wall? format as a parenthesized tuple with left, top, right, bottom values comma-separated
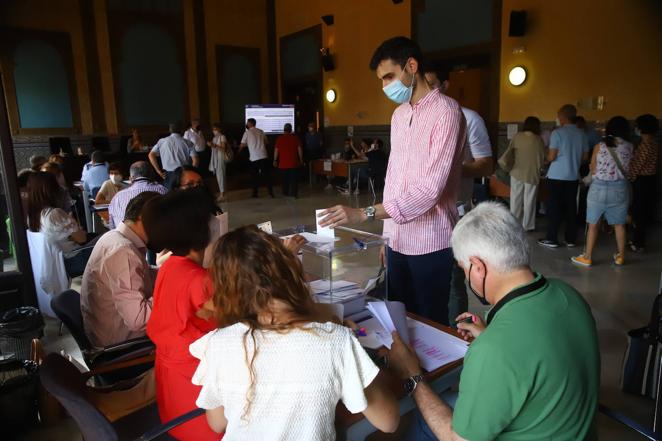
(508, 10, 527, 37)
(321, 53, 335, 71)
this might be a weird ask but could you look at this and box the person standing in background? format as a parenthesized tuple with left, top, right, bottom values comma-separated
(504, 116, 546, 231)
(320, 36, 465, 326)
(424, 65, 493, 325)
(207, 123, 231, 203)
(304, 122, 324, 163)
(184, 119, 209, 171)
(628, 114, 659, 253)
(149, 123, 199, 190)
(571, 116, 633, 267)
(273, 123, 303, 198)
(240, 118, 273, 198)
(538, 104, 589, 249)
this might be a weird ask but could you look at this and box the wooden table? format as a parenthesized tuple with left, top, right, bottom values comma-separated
(336, 312, 465, 440)
(310, 159, 369, 191)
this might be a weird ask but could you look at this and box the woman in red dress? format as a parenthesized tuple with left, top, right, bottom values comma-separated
(143, 190, 221, 441)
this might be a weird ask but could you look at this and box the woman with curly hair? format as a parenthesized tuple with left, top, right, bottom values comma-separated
(190, 226, 399, 440)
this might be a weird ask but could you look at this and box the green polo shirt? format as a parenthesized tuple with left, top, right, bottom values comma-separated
(452, 275, 600, 441)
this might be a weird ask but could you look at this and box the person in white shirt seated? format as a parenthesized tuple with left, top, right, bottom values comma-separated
(190, 226, 400, 440)
(81, 191, 162, 348)
(81, 150, 110, 197)
(26, 172, 100, 278)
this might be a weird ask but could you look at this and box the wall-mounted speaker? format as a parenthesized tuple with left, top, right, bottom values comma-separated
(508, 10, 527, 37)
(321, 52, 335, 72)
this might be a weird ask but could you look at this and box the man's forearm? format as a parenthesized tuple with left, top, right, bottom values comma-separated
(148, 152, 162, 174)
(462, 157, 494, 178)
(413, 382, 456, 440)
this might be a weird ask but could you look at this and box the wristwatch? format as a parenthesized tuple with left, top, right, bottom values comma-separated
(404, 374, 424, 396)
(363, 206, 376, 221)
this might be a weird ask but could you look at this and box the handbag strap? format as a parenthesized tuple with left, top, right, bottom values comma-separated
(605, 145, 627, 179)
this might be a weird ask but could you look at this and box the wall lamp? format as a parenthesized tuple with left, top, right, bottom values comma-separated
(325, 89, 337, 103)
(508, 66, 527, 86)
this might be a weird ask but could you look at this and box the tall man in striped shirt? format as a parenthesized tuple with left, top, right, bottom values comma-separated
(320, 37, 465, 325)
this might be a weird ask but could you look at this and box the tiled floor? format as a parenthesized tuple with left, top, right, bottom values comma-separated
(17, 182, 662, 440)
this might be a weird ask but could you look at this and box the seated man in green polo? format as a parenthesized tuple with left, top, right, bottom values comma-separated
(389, 201, 600, 441)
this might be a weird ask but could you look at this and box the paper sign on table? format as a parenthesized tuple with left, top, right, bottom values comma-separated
(315, 209, 335, 238)
(257, 221, 273, 234)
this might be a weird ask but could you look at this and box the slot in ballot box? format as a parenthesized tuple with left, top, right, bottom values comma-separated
(275, 225, 388, 317)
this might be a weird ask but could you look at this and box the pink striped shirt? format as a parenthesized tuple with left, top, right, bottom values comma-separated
(382, 89, 466, 255)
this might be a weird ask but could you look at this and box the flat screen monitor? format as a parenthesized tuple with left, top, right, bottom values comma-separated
(245, 104, 295, 134)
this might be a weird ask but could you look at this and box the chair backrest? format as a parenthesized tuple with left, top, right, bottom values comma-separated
(51, 289, 93, 352)
(40, 353, 118, 441)
(26, 230, 69, 318)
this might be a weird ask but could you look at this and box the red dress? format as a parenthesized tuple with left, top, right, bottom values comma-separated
(146, 256, 220, 441)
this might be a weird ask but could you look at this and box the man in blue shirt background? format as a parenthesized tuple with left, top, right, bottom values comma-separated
(539, 104, 589, 248)
(81, 150, 109, 197)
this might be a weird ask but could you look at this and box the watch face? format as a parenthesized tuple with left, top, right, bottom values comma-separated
(365, 206, 376, 216)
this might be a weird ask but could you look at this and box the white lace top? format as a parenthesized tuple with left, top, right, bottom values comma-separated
(40, 208, 79, 255)
(190, 321, 379, 441)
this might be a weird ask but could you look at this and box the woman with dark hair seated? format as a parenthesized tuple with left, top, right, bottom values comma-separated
(143, 189, 219, 441)
(26, 172, 99, 277)
(190, 226, 399, 440)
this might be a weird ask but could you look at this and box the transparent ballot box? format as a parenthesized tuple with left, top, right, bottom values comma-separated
(276, 225, 388, 317)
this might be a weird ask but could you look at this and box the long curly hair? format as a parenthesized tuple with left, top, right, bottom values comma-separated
(209, 226, 316, 420)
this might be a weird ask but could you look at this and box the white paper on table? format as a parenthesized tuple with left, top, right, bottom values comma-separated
(315, 209, 335, 238)
(203, 213, 229, 268)
(310, 279, 358, 293)
(407, 318, 468, 372)
(366, 301, 409, 347)
(257, 221, 273, 234)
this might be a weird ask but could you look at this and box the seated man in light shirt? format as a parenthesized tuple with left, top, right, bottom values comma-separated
(81, 150, 109, 197)
(389, 202, 600, 441)
(81, 191, 162, 348)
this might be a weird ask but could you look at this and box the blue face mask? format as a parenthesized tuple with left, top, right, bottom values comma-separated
(382, 69, 415, 104)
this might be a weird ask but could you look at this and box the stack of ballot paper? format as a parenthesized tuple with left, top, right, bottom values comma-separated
(360, 301, 468, 372)
(310, 279, 367, 317)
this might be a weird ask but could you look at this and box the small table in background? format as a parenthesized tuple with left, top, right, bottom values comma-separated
(310, 159, 369, 191)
